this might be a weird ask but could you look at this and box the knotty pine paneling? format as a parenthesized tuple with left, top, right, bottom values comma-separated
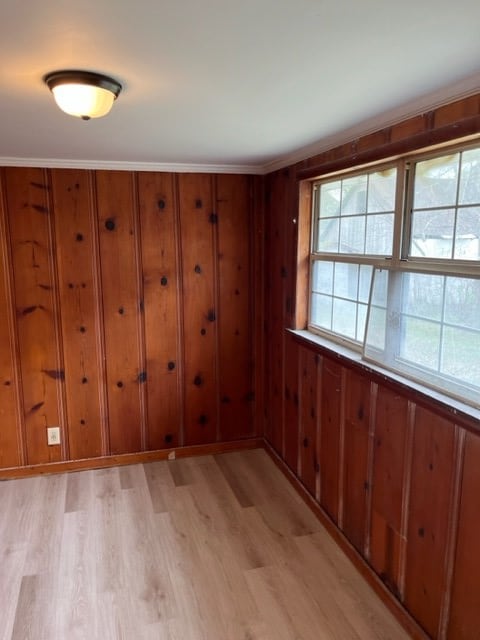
(178, 174, 218, 445)
(137, 172, 181, 449)
(342, 369, 371, 553)
(0, 167, 260, 471)
(216, 174, 254, 441)
(264, 171, 290, 455)
(319, 357, 342, 524)
(0, 177, 21, 468)
(284, 331, 299, 472)
(448, 430, 480, 639)
(403, 407, 457, 638)
(50, 169, 105, 460)
(299, 345, 319, 497)
(3, 168, 64, 465)
(96, 171, 145, 455)
(369, 386, 409, 596)
(263, 93, 480, 640)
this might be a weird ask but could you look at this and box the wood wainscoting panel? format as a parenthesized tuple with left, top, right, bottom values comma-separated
(3, 167, 64, 465)
(178, 174, 218, 446)
(50, 169, 106, 460)
(403, 406, 456, 638)
(369, 385, 409, 596)
(137, 171, 181, 450)
(319, 357, 342, 524)
(448, 429, 480, 639)
(95, 171, 145, 455)
(216, 174, 255, 441)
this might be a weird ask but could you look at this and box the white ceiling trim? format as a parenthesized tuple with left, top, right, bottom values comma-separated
(0, 157, 264, 175)
(262, 72, 480, 175)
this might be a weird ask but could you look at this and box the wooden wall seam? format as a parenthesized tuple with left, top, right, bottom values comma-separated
(0, 169, 25, 467)
(45, 168, 69, 461)
(132, 172, 148, 452)
(88, 169, 110, 457)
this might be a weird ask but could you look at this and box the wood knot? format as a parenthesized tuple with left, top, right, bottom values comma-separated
(167, 361, 175, 371)
(160, 276, 168, 286)
(157, 199, 166, 210)
(105, 218, 116, 231)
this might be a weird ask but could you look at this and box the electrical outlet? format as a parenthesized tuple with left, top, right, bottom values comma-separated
(47, 426, 61, 446)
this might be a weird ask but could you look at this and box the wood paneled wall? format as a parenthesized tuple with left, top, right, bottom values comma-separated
(263, 93, 480, 639)
(0, 168, 262, 470)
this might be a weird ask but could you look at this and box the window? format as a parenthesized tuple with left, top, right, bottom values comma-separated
(309, 142, 480, 408)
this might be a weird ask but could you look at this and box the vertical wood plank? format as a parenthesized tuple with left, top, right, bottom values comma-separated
(369, 385, 409, 596)
(299, 345, 319, 496)
(319, 357, 342, 524)
(342, 370, 371, 553)
(448, 429, 480, 640)
(252, 176, 265, 438)
(283, 332, 299, 473)
(178, 174, 217, 445)
(264, 171, 288, 455)
(95, 171, 143, 455)
(3, 167, 64, 465)
(137, 172, 181, 449)
(216, 174, 254, 440)
(0, 171, 22, 468)
(403, 406, 456, 638)
(50, 169, 105, 459)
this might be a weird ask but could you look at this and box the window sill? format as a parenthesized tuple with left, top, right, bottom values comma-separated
(289, 329, 480, 430)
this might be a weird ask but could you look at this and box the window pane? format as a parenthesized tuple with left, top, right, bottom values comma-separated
(356, 304, 368, 342)
(359, 265, 373, 303)
(339, 216, 365, 253)
(311, 292, 332, 330)
(367, 168, 397, 213)
(317, 218, 339, 252)
(319, 181, 341, 218)
(459, 148, 480, 205)
(444, 277, 480, 330)
(454, 207, 480, 260)
(365, 213, 394, 255)
(400, 316, 441, 371)
(442, 326, 480, 388)
(402, 272, 443, 321)
(312, 260, 334, 294)
(341, 175, 367, 215)
(334, 262, 358, 300)
(413, 154, 460, 209)
(332, 298, 356, 339)
(371, 268, 389, 306)
(365, 306, 386, 351)
(410, 209, 455, 258)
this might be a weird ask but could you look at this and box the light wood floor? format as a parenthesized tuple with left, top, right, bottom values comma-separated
(0, 448, 409, 640)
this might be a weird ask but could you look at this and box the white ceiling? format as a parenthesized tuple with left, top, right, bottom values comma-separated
(1, 0, 480, 174)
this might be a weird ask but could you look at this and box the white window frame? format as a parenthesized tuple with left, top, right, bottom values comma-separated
(308, 138, 480, 408)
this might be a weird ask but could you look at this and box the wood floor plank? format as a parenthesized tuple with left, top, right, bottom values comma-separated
(0, 448, 409, 639)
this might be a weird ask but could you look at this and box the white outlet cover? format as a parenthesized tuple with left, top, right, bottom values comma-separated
(47, 426, 60, 446)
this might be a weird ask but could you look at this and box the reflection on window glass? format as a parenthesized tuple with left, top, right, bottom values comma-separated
(413, 154, 459, 209)
(410, 149, 480, 261)
(315, 167, 396, 257)
(364, 269, 480, 407)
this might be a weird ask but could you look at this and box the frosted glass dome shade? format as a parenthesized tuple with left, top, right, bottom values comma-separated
(44, 70, 122, 120)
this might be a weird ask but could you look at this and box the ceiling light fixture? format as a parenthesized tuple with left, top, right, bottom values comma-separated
(44, 70, 122, 120)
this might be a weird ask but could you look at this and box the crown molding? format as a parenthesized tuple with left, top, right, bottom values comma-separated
(261, 72, 480, 175)
(0, 156, 264, 175)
